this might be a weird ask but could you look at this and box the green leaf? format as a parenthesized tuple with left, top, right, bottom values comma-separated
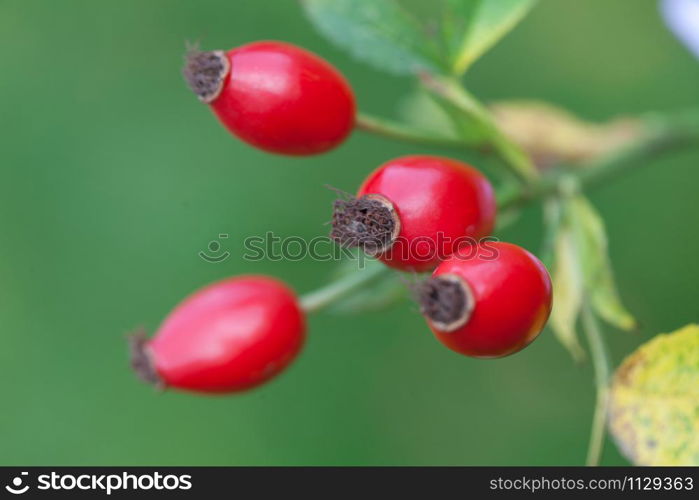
(570, 196, 637, 331)
(609, 324, 699, 465)
(549, 219, 586, 362)
(302, 0, 446, 74)
(302, 0, 536, 75)
(450, 0, 537, 74)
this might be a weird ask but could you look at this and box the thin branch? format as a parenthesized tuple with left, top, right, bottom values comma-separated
(300, 261, 389, 313)
(418, 73, 539, 183)
(499, 115, 699, 211)
(356, 112, 468, 151)
(581, 303, 611, 466)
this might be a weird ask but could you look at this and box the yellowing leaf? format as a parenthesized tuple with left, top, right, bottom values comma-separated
(609, 324, 699, 465)
(590, 268, 637, 331)
(571, 196, 637, 331)
(490, 100, 643, 168)
(547, 193, 637, 361)
(549, 227, 586, 361)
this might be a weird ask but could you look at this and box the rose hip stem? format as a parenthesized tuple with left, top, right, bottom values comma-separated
(299, 261, 390, 313)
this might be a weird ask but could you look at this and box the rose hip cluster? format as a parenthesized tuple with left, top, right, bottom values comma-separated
(130, 41, 553, 394)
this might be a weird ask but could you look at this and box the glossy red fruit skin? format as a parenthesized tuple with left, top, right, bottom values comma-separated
(148, 276, 305, 393)
(358, 155, 496, 272)
(211, 41, 356, 155)
(429, 242, 552, 358)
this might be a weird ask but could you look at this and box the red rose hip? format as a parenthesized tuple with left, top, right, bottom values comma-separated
(130, 276, 305, 393)
(183, 41, 356, 155)
(419, 242, 552, 358)
(331, 155, 496, 272)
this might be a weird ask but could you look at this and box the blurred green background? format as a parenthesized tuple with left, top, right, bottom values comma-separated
(1, 0, 697, 465)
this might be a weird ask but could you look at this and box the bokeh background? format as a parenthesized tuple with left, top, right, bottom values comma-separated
(1, 0, 697, 465)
